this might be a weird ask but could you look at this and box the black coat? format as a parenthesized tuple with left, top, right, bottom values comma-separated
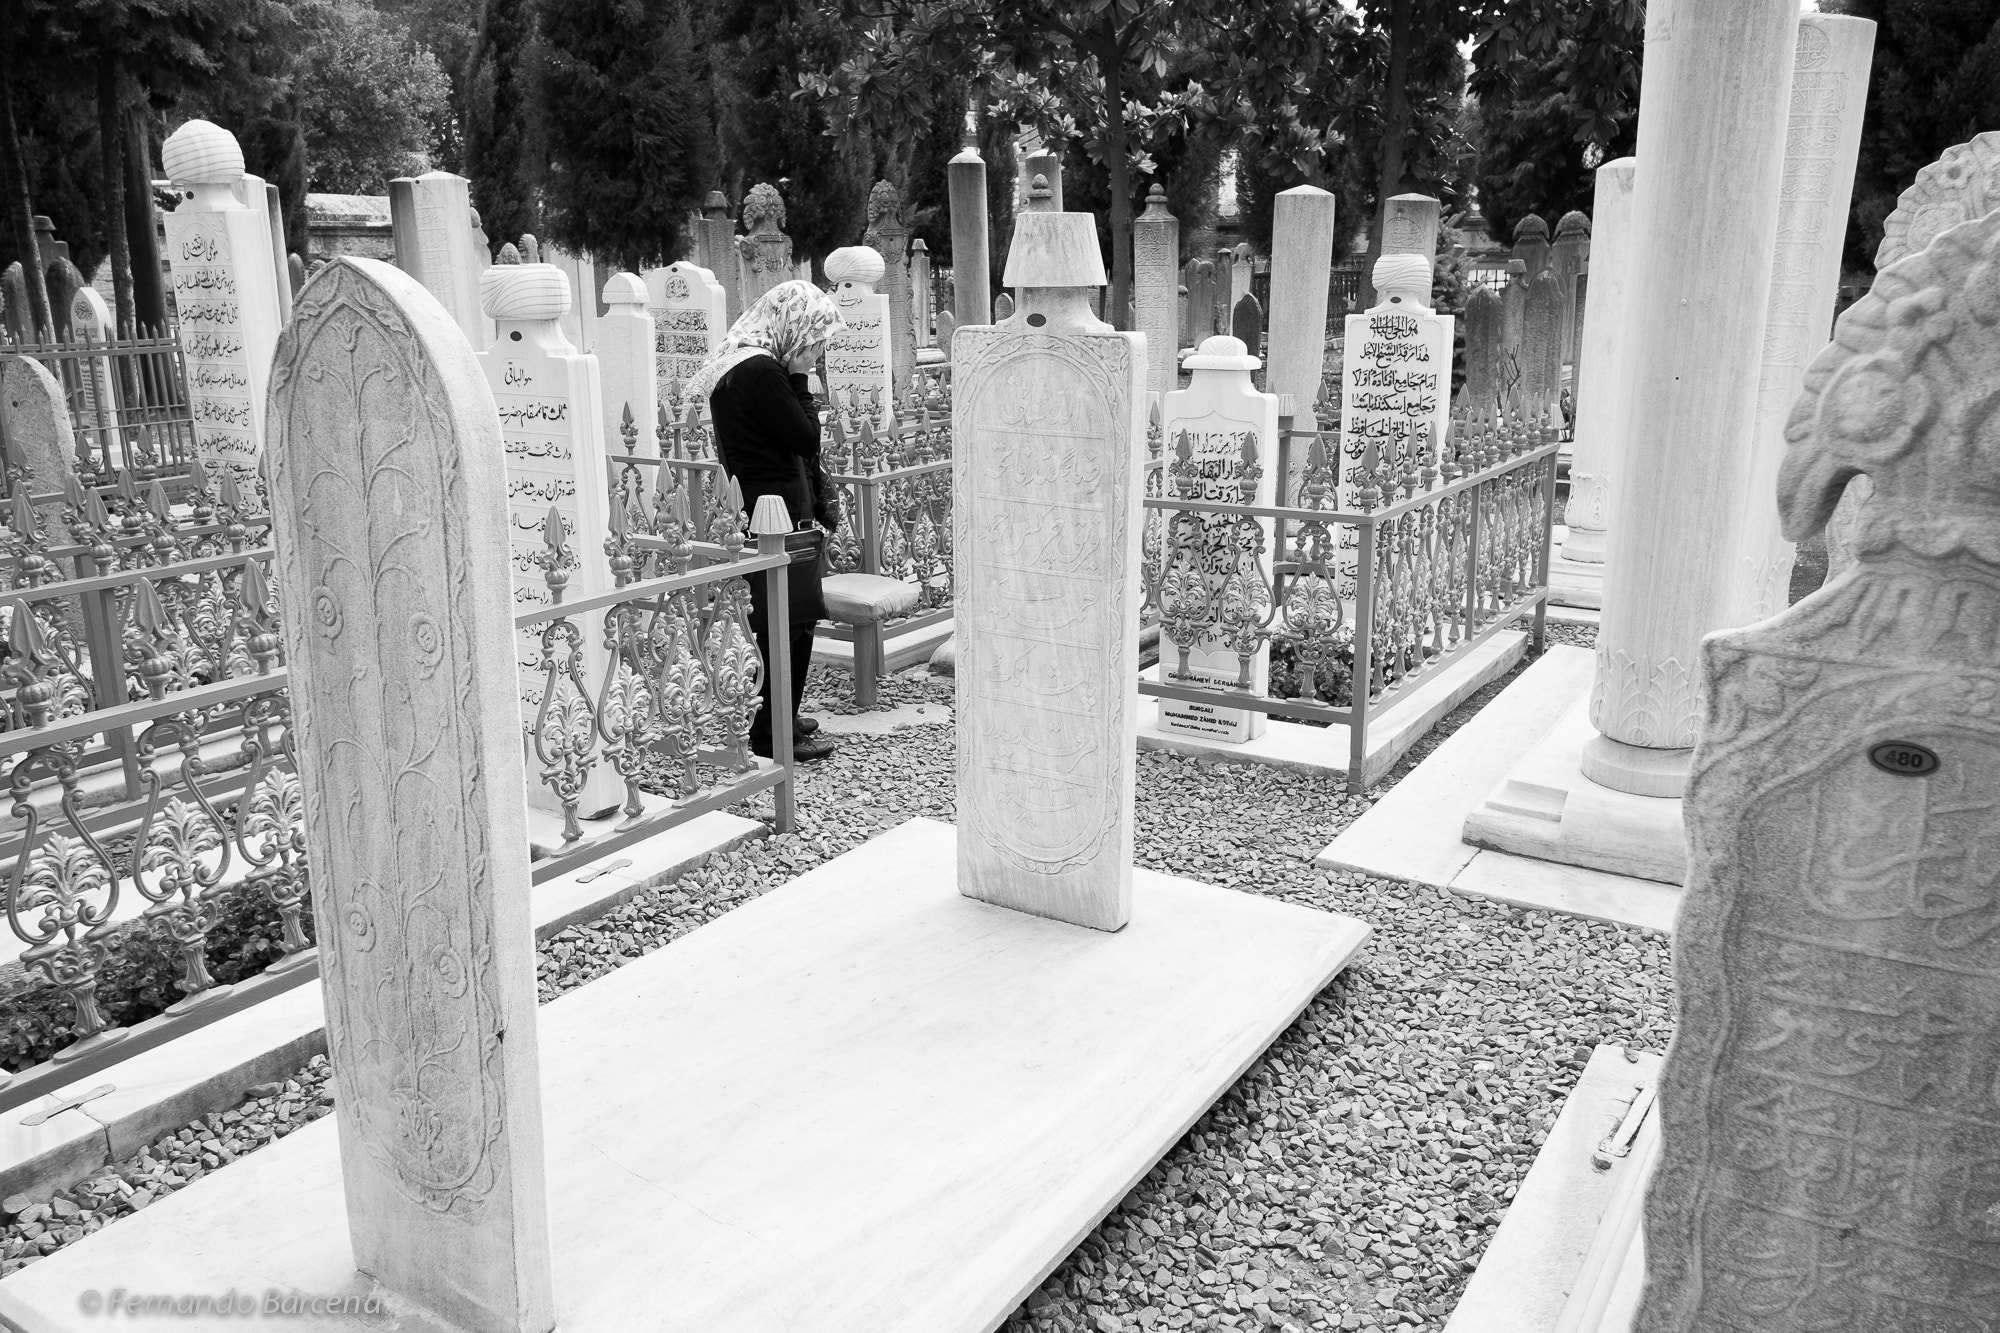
(708, 356, 832, 626)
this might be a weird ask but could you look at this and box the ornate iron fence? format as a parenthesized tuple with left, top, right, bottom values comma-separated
(620, 367, 958, 703)
(1, 329, 198, 480)
(1140, 405, 1559, 791)
(0, 444, 793, 1113)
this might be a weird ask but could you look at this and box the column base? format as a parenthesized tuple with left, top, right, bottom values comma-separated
(1559, 523, 1607, 565)
(1580, 734, 1690, 799)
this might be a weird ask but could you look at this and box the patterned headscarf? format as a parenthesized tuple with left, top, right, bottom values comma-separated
(684, 279, 848, 403)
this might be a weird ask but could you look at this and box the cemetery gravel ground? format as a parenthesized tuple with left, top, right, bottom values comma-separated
(1, 631, 1678, 1333)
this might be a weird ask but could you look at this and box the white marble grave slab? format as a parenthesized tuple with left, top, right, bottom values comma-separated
(0, 819, 1370, 1333)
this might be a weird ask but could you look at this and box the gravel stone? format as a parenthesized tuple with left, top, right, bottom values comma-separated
(9, 650, 1669, 1333)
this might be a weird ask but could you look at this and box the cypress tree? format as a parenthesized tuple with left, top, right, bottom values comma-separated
(463, 0, 544, 253)
(539, 0, 714, 268)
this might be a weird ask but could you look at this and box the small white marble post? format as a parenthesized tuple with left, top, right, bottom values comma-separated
(160, 120, 284, 498)
(1562, 158, 1638, 565)
(825, 247, 894, 429)
(1265, 186, 1337, 497)
(952, 195, 1142, 932)
(864, 182, 916, 394)
(1584, 0, 1801, 798)
(1721, 12, 1875, 626)
(948, 143, 992, 330)
(643, 260, 726, 414)
(1156, 335, 1279, 742)
(594, 272, 656, 457)
(478, 261, 625, 820)
(389, 170, 492, 350)
(1380, 193, 1440, 267)
(267, 256, 555, 1333)
(1229, 243, 1253, 311)
(1133, 185, 1180, 402)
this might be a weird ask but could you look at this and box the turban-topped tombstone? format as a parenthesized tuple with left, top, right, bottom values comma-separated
(160, 118, 286, 500)
(824, 246, 893, 430)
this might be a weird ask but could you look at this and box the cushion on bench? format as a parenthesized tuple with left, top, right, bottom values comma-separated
(822, 573, 921, 625)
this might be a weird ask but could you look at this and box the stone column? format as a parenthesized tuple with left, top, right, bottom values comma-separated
(694, 190, 742, 323)
(1562, 158, 1638, 565)
(952, 203, 1141, 932)
(390, 170, 491, 351)
(594, 272, 656, 457)
(1583, 0, 1801, 798)
(160, 119, 284, 499)
(1720, 12, 1875, 626)
(644, 261, 726, 413)
(1381, 193, 1440, 267)
(1265, 186, 1336, 415)
(947, 144, 991, 330)
(864, 181, 916, 393)
(267, 256, 555, 1333)
(1132, 184, 1179, 402)
(910, 238, 934, 348)
(478, 260, 625, 820)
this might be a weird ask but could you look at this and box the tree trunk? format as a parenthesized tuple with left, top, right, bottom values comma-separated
(1100, 18, 1132, 331)
(97, 55, 136, 339)
(124, 105, 167, 332)
(1363, 0, 1413, 308)
(0, 62, 54, 341)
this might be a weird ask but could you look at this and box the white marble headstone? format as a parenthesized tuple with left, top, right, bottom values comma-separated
(266, 256, 555, 1333)
(825, 246, 894, 429)
(160, 119, 284, 497)
(952, 210, 1143, 932)
(643, 260, 726, 414)
(1156, 336, 1279, 743)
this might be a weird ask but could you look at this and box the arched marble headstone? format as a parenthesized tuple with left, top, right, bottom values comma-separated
(1646, 206, 2000, 1333)
(265, 256, 554, 1333)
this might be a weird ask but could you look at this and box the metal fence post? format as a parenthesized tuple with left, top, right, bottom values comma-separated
(759, 533, 797, 832)
(1348, 515, 1375, 793)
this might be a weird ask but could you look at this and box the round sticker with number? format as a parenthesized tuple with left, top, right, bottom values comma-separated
(1869, 741, 1940, 777)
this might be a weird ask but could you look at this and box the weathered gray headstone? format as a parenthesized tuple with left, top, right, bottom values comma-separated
(1643, 207, 2000, 1333)
(1518, 270, 1565, 417)
(1512, 213, 1551, 282)
(266, 255, 555, 1333)
(953, 204, 1142, 933)
(1133, 184, 1180, 401)
(1265, 185, 1337, 498)
(389, 170, 492, 351)
(1458, 284, 1505, 415)
(736, 183, 794, 311)
(1549, 210, 1589, 368)
(864, 181, 916, 393)
(1, 356, 79, 533)
(694, 190, 742, 324)
(1230, 293, 1262, 353)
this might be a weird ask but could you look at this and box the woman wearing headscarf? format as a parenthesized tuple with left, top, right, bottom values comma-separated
(686, 280, 849, 763)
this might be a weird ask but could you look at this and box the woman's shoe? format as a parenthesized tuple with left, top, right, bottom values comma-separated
(797, 715, 821, 736)
(794, 734, 837, 763)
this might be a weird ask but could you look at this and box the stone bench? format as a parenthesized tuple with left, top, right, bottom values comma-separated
(821, 572, 920, 707)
